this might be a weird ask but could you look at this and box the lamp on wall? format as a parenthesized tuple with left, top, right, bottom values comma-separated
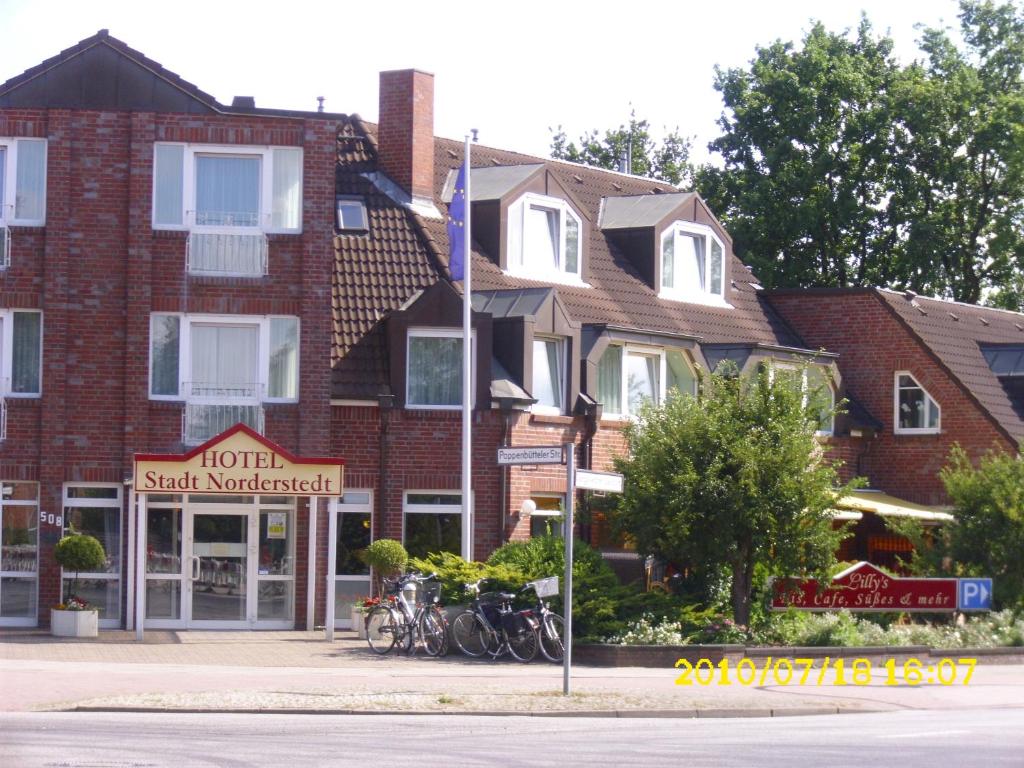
(517, 498, 536, 520)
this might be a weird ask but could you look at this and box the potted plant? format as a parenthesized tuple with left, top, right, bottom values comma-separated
(359, 538, 408, 596)
(350, 596, 385, 639)
(51, 533, 106, 638)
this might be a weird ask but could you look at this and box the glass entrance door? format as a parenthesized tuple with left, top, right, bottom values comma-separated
(189, 512, 248, 626)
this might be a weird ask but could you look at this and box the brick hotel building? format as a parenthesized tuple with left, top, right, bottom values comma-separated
(0, 31, 1015, 633)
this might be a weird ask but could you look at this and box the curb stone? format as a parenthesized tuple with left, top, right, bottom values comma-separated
(69, 705, 880, 719)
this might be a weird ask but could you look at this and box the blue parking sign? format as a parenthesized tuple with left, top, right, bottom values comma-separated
(958, 578, 993, 611)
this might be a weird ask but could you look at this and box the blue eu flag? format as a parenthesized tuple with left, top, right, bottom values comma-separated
(447, 165, 466, 281)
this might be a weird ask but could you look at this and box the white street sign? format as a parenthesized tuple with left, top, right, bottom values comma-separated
(496, 445, 565, 466)
(575, 469, 625, 493)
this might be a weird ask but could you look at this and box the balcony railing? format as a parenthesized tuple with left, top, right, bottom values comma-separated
(186, 381, 263, 400)
(186, 230, 268, 277)
(182, 402, 265, 445)
(0, 225, 10, 270)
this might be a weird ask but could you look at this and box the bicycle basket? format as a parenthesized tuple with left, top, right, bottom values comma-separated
(528, 577, 559, 598)
(422, 580, 442, 604)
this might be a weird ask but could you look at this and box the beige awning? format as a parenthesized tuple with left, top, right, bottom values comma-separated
(835, 490, 954, 524)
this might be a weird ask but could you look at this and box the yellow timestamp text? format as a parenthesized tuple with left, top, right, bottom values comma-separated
(673, 657, 977, 686)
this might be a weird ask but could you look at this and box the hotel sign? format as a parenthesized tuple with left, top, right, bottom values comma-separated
(134, 424, 344, 497)
(771, 561, 957, 613)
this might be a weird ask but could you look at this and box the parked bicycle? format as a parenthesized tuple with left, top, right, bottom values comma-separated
(450, 579, 540, 662)
(524, 576, 565, 663)
(365, 572, 448, 657)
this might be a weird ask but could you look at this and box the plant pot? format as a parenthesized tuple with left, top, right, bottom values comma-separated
(50, 608, 99, 638)
(351, 608, 368, 639)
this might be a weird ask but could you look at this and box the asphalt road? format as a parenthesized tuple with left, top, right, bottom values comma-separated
(2, 709, 1022, 768)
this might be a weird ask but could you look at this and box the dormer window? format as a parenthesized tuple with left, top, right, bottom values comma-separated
(660, 222, 725, 303)
(508, 193, 583, 284)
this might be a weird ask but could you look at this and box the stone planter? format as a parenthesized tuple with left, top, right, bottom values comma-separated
(351, 608, 368, 639)
(50, 608, 99, 638)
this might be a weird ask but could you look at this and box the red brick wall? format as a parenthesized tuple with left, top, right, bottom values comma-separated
(0, 105, 339, 625)
(769, 292, 1014, 505)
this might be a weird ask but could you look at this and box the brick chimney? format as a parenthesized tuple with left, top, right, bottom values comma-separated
(377, 69, 435, 204)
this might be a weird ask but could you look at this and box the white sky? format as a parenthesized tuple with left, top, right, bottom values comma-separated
(0, 0, 964, 165)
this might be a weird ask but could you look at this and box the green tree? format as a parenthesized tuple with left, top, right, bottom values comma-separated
(892, 1, 1024, 306)
(610, 364, 856, 626)
(696, 16, 906, 290)
(550, 112, 695, 187)
(941, 445, 1024, 609)
(54, 534, 106, 601)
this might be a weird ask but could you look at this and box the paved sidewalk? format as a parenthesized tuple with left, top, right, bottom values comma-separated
(2, 630, 1022, 717)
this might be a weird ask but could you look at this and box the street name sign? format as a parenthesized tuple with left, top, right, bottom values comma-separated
(496, 445, 565, 465)
(958, 578, 993, 611)
(574, 469, 625, 493)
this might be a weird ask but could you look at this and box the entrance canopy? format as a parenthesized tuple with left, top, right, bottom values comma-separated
(134, 424, 344, 497)
(834, 490, 954, 524)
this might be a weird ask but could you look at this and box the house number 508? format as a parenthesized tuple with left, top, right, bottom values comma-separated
(40, 511, 63, 527)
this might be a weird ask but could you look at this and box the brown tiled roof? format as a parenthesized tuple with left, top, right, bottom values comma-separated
(874, 289, 1024, 443)
(332, 123, 809, 398)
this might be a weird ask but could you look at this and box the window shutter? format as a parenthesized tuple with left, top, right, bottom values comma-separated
(271, 148, 302, 231)
(153, 145, 184, 227)
(14, 140, 46, 222)
(11, 311, 41, 394)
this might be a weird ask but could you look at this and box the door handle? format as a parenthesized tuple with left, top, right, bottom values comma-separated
(191, 555, 201, 581)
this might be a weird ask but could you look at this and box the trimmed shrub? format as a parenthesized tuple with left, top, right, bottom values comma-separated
(54, 534, 106, 601)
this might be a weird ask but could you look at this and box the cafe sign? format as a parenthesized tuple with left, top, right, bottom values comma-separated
(771, 561, 957, 613)
(134, 424, 344, 497)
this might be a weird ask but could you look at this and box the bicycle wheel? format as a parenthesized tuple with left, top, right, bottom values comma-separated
(538, 613, 565, 663)
(419, 606, 448, 657)
(450, 611, 489, 657)
(506, 622, 539, 663)
(365, 606, 398, 655)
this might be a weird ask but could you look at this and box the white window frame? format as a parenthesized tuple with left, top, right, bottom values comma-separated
(402, 490, 465, 555)
(61, 483, 123, 628)
(665, 348, 699, 399)
(531, 336, 566, 415)
(148, 313, 300, 404)
(405, 327, 476, 410)
(0, 138, 47, 226)
(601, 343, 667, 420)
(506, 192, 586, 286)
(528, 493, 565, 538)
(0, 309, 43, 398)
(331, 490, 374, 626)
(0, 481, 39, 627)
(151, 143, 302, 235)
(894, 371, 941, 435)
(659, 221, 727, 306)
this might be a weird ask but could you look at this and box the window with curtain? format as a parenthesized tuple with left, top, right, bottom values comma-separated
(508, 193, 583, 281)
(660, 222, 726, 302)
(152, 143, 302, 233)
(806, 365, 835, 435)
(149, 314, 300, 402)
(191, 324, 259, 398)
(627, 352, 659, 414)
(896, 372, 940, 432)
(532, 338, 564, 412)
(666, 349, 697, 397)
(195, 155, 261, 227)
(11, 311, 41, 395)
(597, 345, 622, 415)
(403, 492, 462, 560)
(407, 331, 469, 408)
(0, 139, 46, 225)
(268, 318, 299, 400)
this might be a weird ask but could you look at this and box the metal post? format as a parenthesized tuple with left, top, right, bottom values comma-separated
(134, 492, 147, 641)
(306, 497, 318, 632)
(125, 484, 136, 630)
(325, 498, 337, 641)
(563, 446, 575, 696)
(460, 135, 473, 562)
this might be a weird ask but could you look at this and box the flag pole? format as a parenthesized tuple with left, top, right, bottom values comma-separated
(461, 135, 473, 562)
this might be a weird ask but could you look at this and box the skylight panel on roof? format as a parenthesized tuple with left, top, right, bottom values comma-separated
(336, 196, 368, 232)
